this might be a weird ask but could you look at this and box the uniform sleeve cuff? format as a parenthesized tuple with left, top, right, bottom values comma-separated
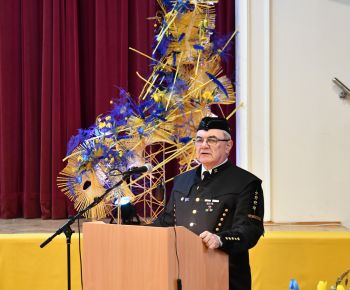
(215, 234, 223, 247)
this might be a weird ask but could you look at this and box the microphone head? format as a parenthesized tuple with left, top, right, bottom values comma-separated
(144, 163, 153, 173)
(123, 163, 153, 176)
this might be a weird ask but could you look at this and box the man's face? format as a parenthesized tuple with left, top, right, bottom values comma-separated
(195, 129, 233, 170)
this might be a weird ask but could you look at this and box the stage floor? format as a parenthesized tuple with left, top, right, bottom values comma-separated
(0, 218, 348, 233)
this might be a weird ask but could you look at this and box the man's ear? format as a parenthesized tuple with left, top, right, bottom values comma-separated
(226, 140, 233, 154)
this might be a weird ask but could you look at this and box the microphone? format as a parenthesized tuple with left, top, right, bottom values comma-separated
(122, 164, 153, 176)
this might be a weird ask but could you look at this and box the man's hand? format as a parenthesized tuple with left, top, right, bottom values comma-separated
(199, 231, 221, 249)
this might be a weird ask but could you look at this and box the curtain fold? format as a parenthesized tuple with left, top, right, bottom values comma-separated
(0, 0, 24, 218)
(0, 0, 234, 219)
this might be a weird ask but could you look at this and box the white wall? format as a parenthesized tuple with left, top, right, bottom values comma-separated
(236, 0, 350, 227)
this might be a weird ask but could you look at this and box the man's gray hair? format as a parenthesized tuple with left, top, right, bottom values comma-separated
(223, 130, 231, 140)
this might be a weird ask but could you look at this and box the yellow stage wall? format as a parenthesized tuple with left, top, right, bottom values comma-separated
(0, 233, 82, 290)
(251, 231, 350, 289)
(0, 230, 349, 290)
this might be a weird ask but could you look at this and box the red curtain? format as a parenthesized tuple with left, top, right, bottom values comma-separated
(0, 0, 235, 219)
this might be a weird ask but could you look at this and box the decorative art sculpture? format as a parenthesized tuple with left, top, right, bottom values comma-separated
(57, 0, 236, 223)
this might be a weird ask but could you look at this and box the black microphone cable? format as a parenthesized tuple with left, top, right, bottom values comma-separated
(173, 225, 182, 290)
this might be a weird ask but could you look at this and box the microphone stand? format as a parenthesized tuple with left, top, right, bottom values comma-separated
(40, 178, 124, 290)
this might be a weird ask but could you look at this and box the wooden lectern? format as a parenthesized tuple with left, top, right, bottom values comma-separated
(83, 222, 228, 290)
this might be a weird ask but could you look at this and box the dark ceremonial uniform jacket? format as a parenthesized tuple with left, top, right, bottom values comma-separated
(152, 161, 264, 290)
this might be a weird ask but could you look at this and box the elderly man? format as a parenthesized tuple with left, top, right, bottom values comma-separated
(152, 116, 264, 290)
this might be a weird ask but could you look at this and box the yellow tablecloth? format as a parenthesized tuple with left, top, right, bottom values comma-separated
(0, 231, 349, 290)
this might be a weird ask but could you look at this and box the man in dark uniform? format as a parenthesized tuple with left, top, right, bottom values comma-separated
(152, 116, 264, 290)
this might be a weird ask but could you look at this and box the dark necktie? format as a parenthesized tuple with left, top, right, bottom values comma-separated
(202, 171, 211, 181)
